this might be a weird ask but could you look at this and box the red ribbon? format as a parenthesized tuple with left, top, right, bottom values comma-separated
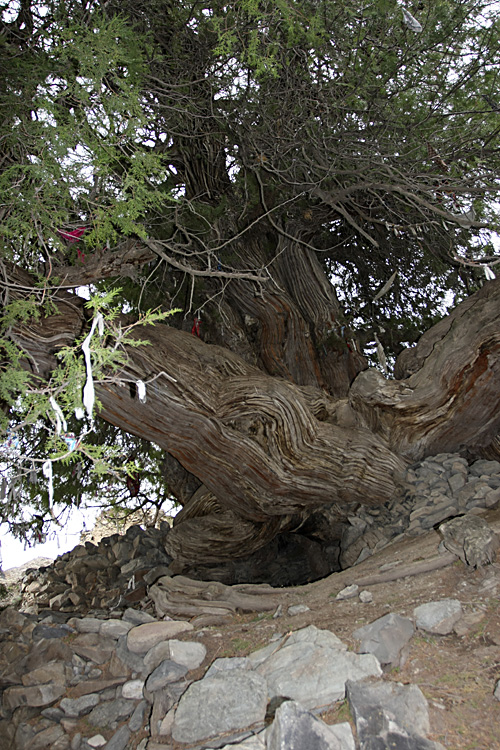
(191, 317, 201, 337)
(58, 227, 86, 243)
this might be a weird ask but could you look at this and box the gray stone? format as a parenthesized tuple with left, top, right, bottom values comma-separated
(360, 730, 446, 749)
(494, 679, 500, 701)
(121, 608, 156, 625)
(267, 700, 355, 750)
(143, 641, 172, 674)
(448, 473, 466, 492)
(70, 633, 115, 664)
(102, 725, 130, 750)
(3, 683, 66, 709)
(30, 724, 66, 750)
(87, 698, 135, 727)
(60, 694, 100, 717)
(172, 669, 268, 744)
(128, 699, 149, 732)
(469, 459, 500, 476)
(287, 604, 310, 616)
(145, 659, 188, 692)
(414, 599, 463, 635)
(205, 656, 253, 678)
(420, 505, 457, 530)
(359, 590, 373, 603)
(439, 514, 499, 567)
(87, 737, 106, 748)
(127, 620, 193, 653)
(99, 620, 133, 639)
(122, 679, 145, 699)
(22, 660, 70, 687)
(346, 679, 430, 739)
(335, 584, 359, 600)
(257, 630, 381, 708)
(219, 736, 266, 750)
(32, 623, 74, 640)
(168, 639, 206, 670)
(353, 613, 414, 667)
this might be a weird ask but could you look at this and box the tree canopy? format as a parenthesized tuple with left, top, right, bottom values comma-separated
(1, 0, 500, 568)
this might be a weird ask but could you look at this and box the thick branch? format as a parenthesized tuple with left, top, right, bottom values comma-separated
(350, 278, 500, 459)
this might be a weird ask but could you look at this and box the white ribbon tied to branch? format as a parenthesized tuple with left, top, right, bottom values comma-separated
(42, 459, 53, 510)
(136, 380, 147, 403)
(402, 8, 422, 32)
(49, 396, 67, 436)
(81, 312, 104, 420)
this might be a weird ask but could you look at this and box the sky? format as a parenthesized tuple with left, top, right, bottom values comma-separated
(0, 505, 100, 571)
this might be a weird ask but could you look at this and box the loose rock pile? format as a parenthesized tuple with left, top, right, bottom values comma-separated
(20, 523, 173, 614)
(1, 451, 500, 749)
(1, 604, 455, 750)
(336, 453, 500, 569)
(14, 454, 500, 613)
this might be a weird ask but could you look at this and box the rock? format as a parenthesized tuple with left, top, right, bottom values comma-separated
(168, 639, 206, 670)
(172, 669, 268, 744)
(205, 656, 253, 678)
(127, 620, 193, 653)
(359, 590, 373, 603)
(353, 613, 414, 667)
(145, 659, 188, 692)
(257, 626, 381, 708)
(414, 599, 463, 635)
(60, 694, 100, 717)
(121, 679, 145, 699)
(346, 679, 430, 738)
(494, 679, 500, 701)
(128, 699, 149, 732)
(87, 737, 106, 748)
(103, 725, 131, 750)
(335, 584, 359, 600)
(287, 604, 310, 616)
(21, 660, 70, 687)
(267, 700, 356, 750)
(3, 683, 66, 709)
(99, 620, 134, 639)
(439, 514, 499, 567)
(87, 698, 135, 727)
(469, 459, 500, 476)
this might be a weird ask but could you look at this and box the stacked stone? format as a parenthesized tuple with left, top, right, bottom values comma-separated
(20, 524, 172, 615)
(0, 605, 447, 750)
(337, 454, 500, 568)
(403, 455, 500, 535)
(14, 453, 500, 606)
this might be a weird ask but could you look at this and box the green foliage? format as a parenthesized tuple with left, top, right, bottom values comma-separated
(1, 0, 500, 544)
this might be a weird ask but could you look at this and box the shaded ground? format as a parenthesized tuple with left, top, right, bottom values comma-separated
(1, 511, 499, 749)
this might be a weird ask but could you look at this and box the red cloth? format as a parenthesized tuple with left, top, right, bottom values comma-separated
(191, 317, 201, 337)
(57, 227, 86, 243)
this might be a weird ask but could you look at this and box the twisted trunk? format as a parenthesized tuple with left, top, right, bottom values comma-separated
(10, 251, 500, 569)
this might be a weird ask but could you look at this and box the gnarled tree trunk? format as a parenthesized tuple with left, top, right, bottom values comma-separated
(10, 252, 500, 573)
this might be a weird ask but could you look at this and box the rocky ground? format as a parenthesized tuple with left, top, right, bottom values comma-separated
(0, 454, 499, 749)
(1, 508, 499, 749)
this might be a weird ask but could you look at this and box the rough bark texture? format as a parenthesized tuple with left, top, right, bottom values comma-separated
(7, 258, 500, 569)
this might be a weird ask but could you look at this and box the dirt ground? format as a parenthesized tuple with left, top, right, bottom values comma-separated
(2, 512, 499, 750)
(184, 510, 500, 750)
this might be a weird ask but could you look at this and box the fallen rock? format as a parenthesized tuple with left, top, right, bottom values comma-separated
(439, 514, 499, 568)
(171, 669, 268, 744)
(266, 699, 356, 750)
(353, 613, 414, 668)
(126, 620, 193, 653)
(414, 599, 463, 635)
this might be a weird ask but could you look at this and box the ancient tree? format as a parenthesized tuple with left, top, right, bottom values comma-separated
(1, 0, 500, 580)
